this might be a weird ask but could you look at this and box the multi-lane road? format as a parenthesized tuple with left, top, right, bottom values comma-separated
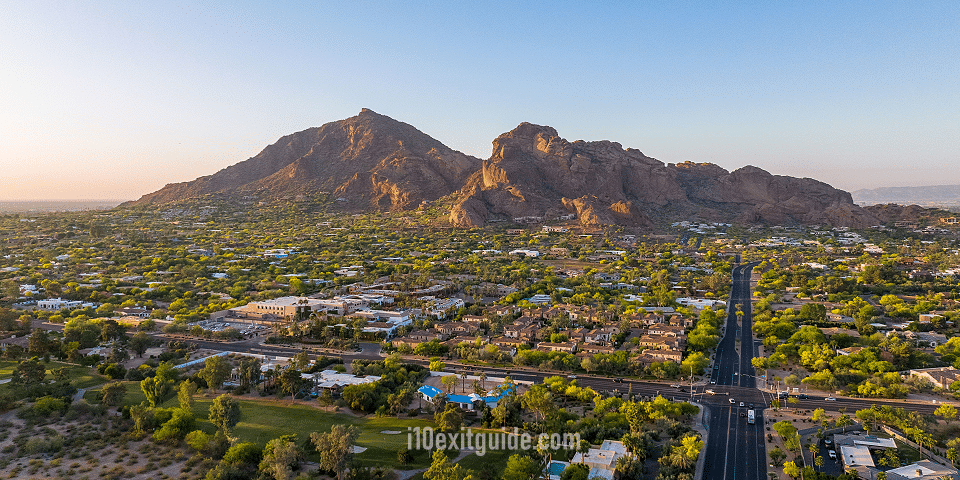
(702, 262, 768, 480)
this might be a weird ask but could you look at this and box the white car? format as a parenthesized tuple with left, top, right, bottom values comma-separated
(739, 402, 745, 407)
(824, 397, 836, 401)
(828, 450, 837, 459)
(729, 398, 735, 404)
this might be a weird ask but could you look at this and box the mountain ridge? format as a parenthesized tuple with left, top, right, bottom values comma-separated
(129, 110, 881, 229)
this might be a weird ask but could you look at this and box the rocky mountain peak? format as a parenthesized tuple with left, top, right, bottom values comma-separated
(130, 111, 879, 230)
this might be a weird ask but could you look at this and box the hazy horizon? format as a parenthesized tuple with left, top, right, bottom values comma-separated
(2, 2, 958, 201)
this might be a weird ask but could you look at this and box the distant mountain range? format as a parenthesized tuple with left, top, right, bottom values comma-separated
(853, 185, 960, 207)
(128, 109, 883, 229)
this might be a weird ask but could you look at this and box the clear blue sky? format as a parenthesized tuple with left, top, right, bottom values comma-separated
(1, 1, 958, 200)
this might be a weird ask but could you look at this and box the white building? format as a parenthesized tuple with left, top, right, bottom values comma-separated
(426, 298, 465, 319)
(570, 440, 630, 480)
(37, 298, 84, 310)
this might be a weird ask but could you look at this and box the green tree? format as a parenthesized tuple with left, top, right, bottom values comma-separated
(769, 447, 787, 466)
(424, 449, 473, 480)
(141, 376, 172, 407)
(178, 379, 198, 410)
(501, 454, 541, 480)
(935, 404, 957, 420)
(27, 328, 50, 356)
(259, 436, 300, 480)
(209, 394, 241, 437)
(129, 332, 152, 358)
(130, 402, 153, 436)
(278, 367, 305, 402)
(11, 357, 45, 385)
(153, 408, 196, 443)
(783, 461, 801, 479)
(436, 403, 463, 433)
(100, 381, 126, 406)
(836, 414, 853, 433)
(292, 351, 310, 371)
(310, 424, 360, 480)
(681, 351, 710, 375)
(441, 374, 457, 393)
(559, 463, 589, 480)
(199, 355, 232, 392)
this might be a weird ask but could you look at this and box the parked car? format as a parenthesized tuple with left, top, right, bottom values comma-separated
(828, 450, 837, 459)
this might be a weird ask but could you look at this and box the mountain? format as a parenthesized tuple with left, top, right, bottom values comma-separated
(448, 122, 878, 228)
(852, 185, 960, 206)
(128, 109, 481, 211)
(131, 111, 881, 229)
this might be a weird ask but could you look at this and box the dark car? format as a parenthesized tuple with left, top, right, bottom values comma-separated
(613, 378, 623, 383)
(798, 394, 808, 399)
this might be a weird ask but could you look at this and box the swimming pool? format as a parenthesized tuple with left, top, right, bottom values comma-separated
(549, 461, 569, 476)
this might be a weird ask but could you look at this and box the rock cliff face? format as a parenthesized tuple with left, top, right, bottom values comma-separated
(131, 111, 879, 229)
(128, 109, 481, 211)
(448, 123, 879, 228)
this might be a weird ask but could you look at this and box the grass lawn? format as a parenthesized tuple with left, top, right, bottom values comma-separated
(0, 359, 106, 394)
(894, 439, 922, 464)
(0, 360, 17, 380)
(88, 381, 444, 468)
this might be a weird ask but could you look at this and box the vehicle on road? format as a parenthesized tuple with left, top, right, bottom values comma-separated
(729, 398, 735, 404)
(670, 384, 680, 388)
(747, 409, 755, 424)
(824, 397, 836, 401)
(778, 392, 789, 399)
(612, 378, 622, 383)
(705, 389, 715, 395)
(739, 402, 745, 407)
(568, 375, 577, 379)
(798, 394, 808, 399)
(740, 411, 746, 417)
(710, 380, 716, 384)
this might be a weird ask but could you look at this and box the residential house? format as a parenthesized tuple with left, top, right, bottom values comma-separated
(579, 344, 616, 355)
(908, 366, 960, 389)
(536, 342, 577, 354)
(436, 322, 479, 336)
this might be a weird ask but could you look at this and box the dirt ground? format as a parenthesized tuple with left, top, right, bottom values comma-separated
(0, 411, 205, 480)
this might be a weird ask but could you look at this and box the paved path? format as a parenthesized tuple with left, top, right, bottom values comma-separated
(73, 383, 105, 403)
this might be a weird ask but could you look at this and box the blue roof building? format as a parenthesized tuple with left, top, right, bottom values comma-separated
(418, 383, 516, 410)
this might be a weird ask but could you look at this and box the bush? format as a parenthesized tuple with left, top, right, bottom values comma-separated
(22, 434, 64, 454)
(222, 442, 262, 465)
(18, 396, 67, 421)
(153, 409, 196, 444)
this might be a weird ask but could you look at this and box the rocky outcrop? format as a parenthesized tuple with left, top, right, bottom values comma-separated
(127, 109, 481, 211)
(448, 123, 879, 229)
